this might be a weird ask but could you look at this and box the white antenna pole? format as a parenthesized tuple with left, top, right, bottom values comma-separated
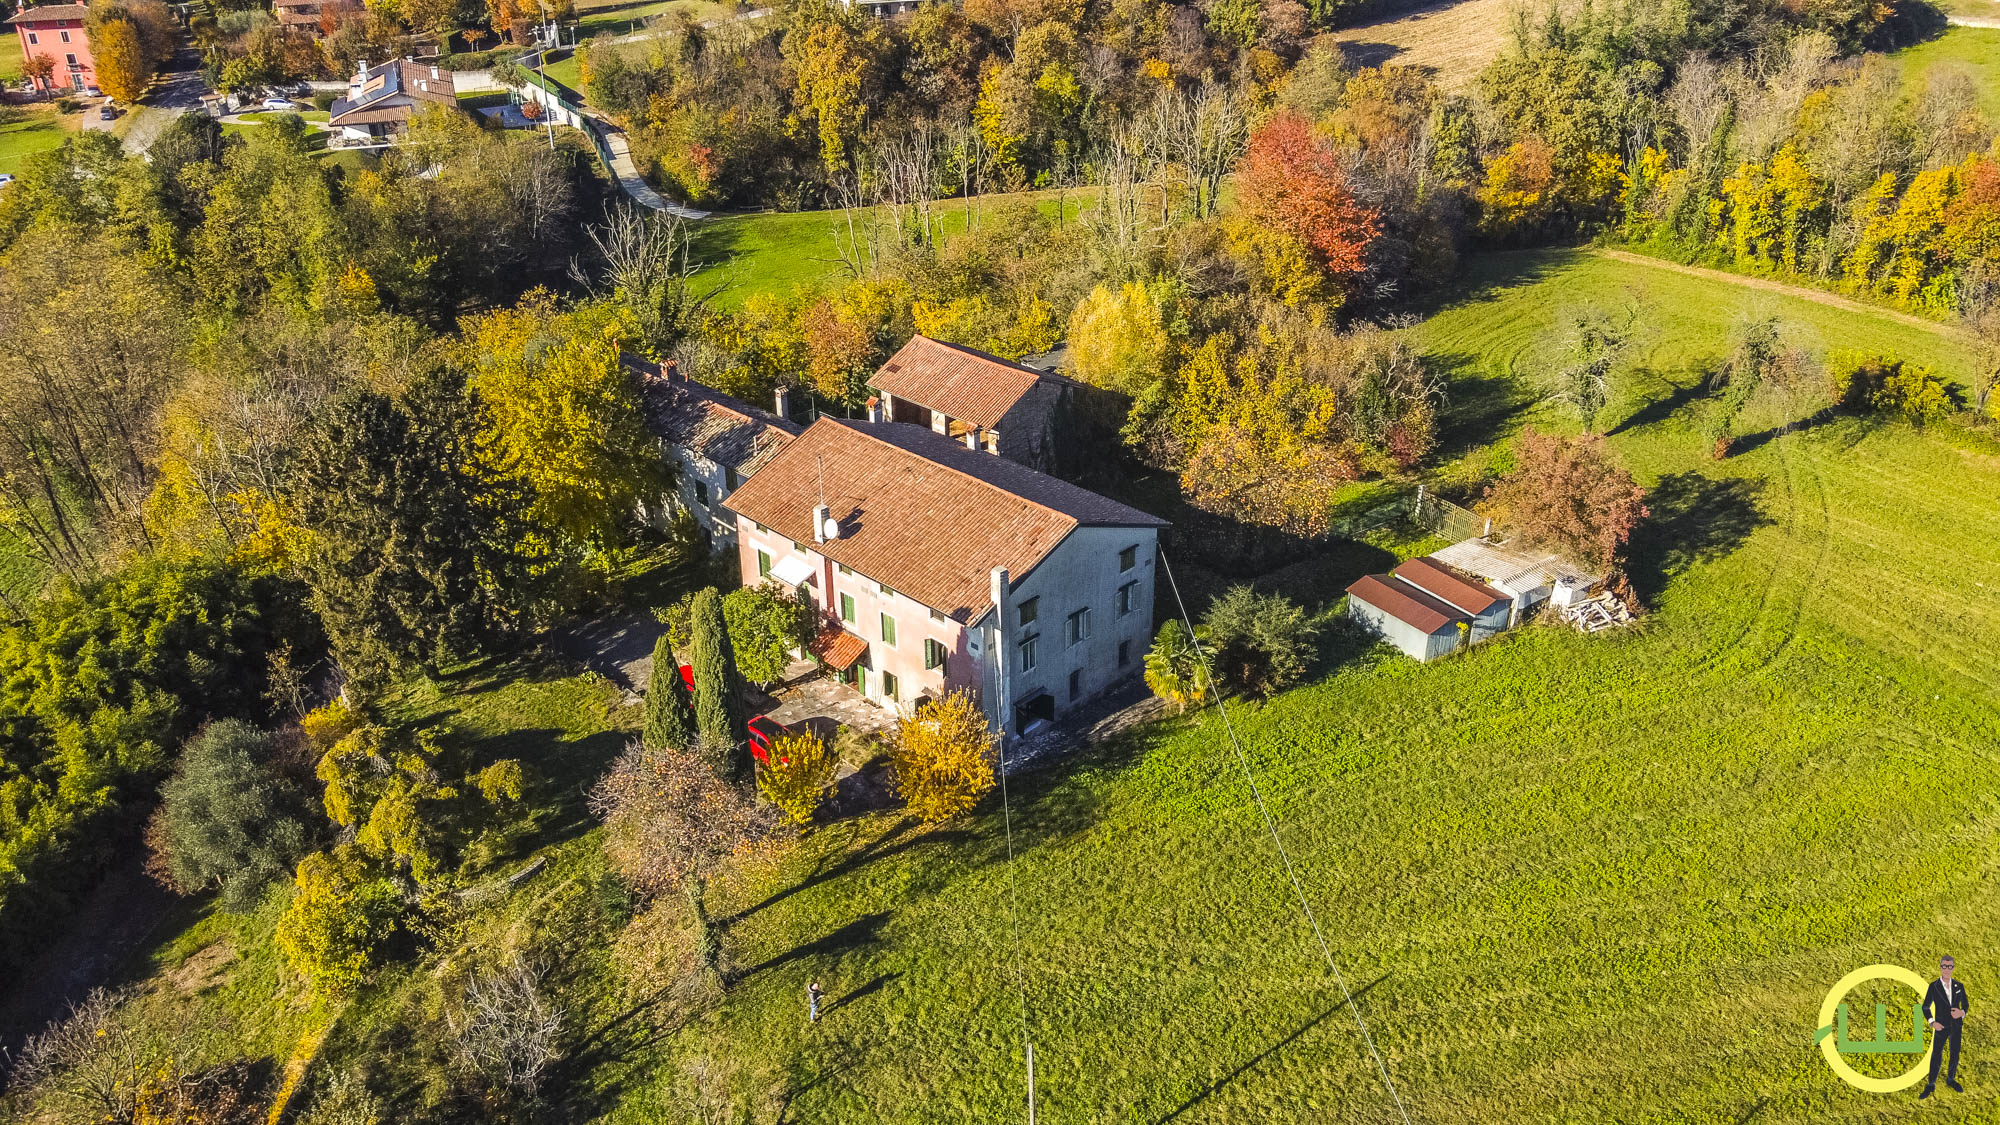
(1026, 1040, 1036, 1125)
(816, 454, 826, 509)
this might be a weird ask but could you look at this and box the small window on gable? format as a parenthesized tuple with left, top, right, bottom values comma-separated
(879, 582, 895, 597)
(838, 563, 853, 576)
(929, 608, 945, 622)
(1119, 545, 1137, 571)
(1018, 597, 1038, 627)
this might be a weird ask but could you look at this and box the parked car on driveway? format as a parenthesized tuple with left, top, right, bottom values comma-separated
(98, 106, 115, 120)
(261, 97, 300, 110)
(84, 86, 102, 98)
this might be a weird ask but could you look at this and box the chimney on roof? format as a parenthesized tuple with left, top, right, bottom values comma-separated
(865, 396, 882, 424)
(661, 358, 683, 383)
(964, 429, 979, 451)
(774, 385, 791, 419)
(812, 503, 832, 543)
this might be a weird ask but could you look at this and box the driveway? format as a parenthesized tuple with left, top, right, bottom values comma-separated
(122, 45, 208, 156)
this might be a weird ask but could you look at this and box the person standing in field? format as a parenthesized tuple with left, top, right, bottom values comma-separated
(1922, 955, 1969, 1098)
(808, 980, 824, 1024)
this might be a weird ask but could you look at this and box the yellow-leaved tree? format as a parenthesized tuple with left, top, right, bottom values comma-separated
(756, 730, 838, 827)
(91, 17, 149, 103)
(463, 294, 669, 550)
(1063, 282, 1168, 395)
(886, 690, 997, 824)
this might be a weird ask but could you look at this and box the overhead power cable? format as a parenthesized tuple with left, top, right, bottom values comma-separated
(1158, 549, 1413, 1125)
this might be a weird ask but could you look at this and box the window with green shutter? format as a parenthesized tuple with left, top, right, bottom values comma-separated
(840, 593, 855, 622)
(880, 613, 896, 646)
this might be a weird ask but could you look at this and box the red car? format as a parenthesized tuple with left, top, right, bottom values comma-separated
(678, 664, 791, 765)
(747, 715, 791, 764)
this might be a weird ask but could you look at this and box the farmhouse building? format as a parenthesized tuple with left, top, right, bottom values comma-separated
(6, 3, 94, 94)
(272, 0, 323, 32)
(721, 417, 1167, 736)
(329, 59, 457, 142)
(867, 334, 1119, 478)
(633, 356, 801, 551)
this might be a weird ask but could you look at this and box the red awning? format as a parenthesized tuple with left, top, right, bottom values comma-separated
(808, 625, 869, 672)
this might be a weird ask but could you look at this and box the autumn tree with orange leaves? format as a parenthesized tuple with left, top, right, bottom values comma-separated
(1236, 109, 1382, 292)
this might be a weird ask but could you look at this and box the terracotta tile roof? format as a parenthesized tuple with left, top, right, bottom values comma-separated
(722, 419, 1166, 623)
(808, 625, 869, 671)
(630, 356, 801, 473)
(868, 335, 1084, 430)
(1346, 573, 1467, 635)
(1393, 557, 1509, 615)
(330, 59, 456, 124)
(5, 4, 89, 22)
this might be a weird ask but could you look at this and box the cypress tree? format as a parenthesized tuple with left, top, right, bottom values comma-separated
(687, 587, 746, 779)
(644, 633, 696, 752)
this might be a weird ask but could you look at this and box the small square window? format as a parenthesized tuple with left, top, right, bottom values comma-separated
(1116, 581, 1137, 617)
(1019, 634, 1038, 672)
(880, 613, 897, 646)
(929, 608, 945, 622)
(882, 671, 898, 701)
(753, 521, 770, 534)
(1119, 545, 1137, 571)
(838, 563, 853, 576)
(840, 593, 855, 623)
(1065, 608, 1091, 647)
(1018, 597, 1038, 627)
(757, 550, 772, 578)
(879, 582, 895, 597)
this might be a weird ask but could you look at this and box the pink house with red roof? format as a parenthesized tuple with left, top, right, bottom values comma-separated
(5, 3, 95, 94)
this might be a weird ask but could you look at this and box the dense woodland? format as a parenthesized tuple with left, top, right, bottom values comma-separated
(0, 0, 1995, 1117)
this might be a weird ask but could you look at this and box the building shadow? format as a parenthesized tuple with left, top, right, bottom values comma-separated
(1623, 471, 1772, 603)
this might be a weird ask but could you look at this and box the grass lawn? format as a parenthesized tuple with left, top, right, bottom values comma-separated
(576, 249, 2000, 1121)
(687, 191, 1095, 309)
(0, 32, 21, 84)
(1329, 0, 1515, 91)
(0, 106, 75, 177)
(10, 250, 1996, 1124)
(573, 0, 732, 40)
(1893, 26, 2000, 121)
(538, 50, 583, 92)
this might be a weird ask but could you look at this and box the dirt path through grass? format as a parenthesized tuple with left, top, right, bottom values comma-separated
(1588, 248, 1974, 340)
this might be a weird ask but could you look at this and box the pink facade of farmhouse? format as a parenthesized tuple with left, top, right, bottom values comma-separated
(734, 519, 983, 711)
(7, 4, 96, 93)
(720, 418, 1167, 737)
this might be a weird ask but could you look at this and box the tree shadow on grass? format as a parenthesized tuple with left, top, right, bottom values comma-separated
(1432, 368, 1535, 456)
(718, 818, 959, 926)
(1607, 373, 1706, 436)
(738, 911, 891, 981)
(1623, 471, 1773, 604)
(1154, 973, 1389, 1124)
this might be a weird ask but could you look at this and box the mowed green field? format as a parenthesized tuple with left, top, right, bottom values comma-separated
(687, 192, 1093, 309)
(574, 250, 2000, 1122)
(1894, 26, 2000, 121)
(0, 108, 74, 178)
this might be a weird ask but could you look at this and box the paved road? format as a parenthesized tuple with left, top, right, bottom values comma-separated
(122, 45, 207, 157)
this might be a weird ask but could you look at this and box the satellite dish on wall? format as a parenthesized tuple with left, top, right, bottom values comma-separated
(821, 517, 842, 541)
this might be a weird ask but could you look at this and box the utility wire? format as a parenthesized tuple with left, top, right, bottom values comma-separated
(995, 725, 1038, 1122)
(1158, 549, 1413, 1125)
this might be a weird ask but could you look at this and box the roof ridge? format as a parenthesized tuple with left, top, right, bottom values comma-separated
(826, 418, 1084, 531)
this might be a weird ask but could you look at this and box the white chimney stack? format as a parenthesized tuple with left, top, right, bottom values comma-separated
(865, 396, 882, 424)
(774, 385, 791, 419)
(964, 429, 979, 451)
(813, 503, 833, 543)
